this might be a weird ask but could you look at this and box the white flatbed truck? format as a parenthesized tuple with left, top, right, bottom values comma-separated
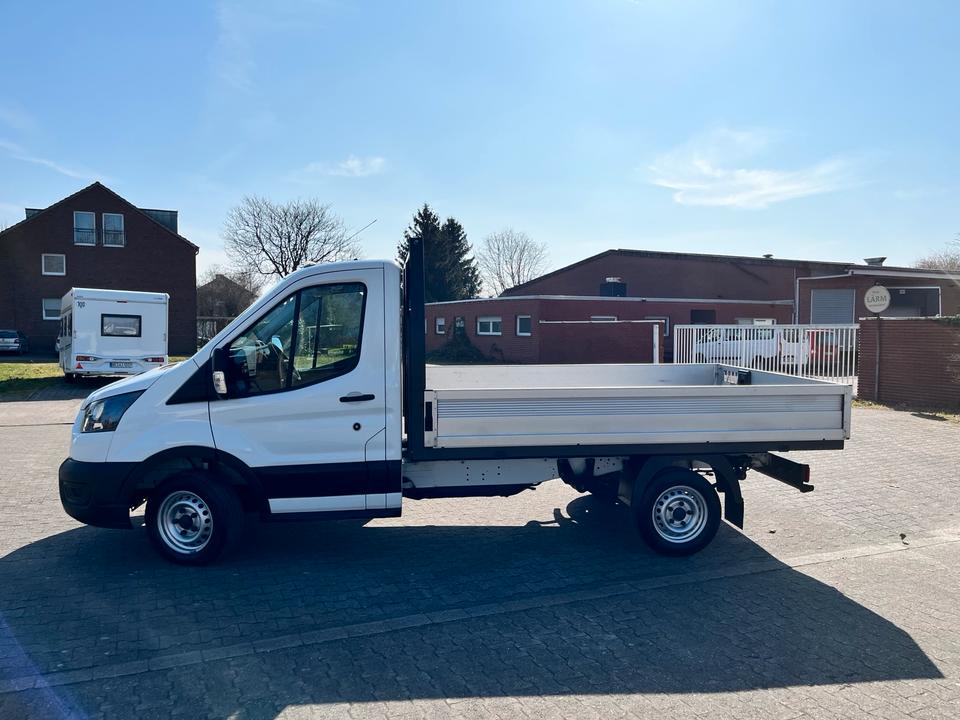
(59, 238, 851, 564)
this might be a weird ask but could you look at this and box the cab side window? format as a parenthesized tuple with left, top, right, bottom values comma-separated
(225, 283, 365, 397)
(292, 284, 365, 388)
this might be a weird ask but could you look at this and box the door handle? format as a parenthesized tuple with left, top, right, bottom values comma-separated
(340, 393, 376, 403)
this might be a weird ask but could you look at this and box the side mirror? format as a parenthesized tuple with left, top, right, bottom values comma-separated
(270, 335, 283, 353)
(212, 347, 230, 398)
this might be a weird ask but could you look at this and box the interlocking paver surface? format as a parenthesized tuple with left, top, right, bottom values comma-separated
(0, 399, 958, 719)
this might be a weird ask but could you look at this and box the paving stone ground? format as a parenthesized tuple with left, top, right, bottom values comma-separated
(0, 399, 958, 719)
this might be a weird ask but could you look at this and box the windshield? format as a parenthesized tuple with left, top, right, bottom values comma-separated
(0, 331, 16, 338)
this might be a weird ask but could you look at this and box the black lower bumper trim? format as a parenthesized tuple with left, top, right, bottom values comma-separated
(59, 458, 137, 529)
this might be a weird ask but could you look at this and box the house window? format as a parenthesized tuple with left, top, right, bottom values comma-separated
(645, 316, 669, 336)
(102, 213, 125, 246)
(590, 315, 617, 322)
(42, 298, 60, 320)
(74, 211, 96, 245)
(690, 309, 716, 324)
(435, 317, 446, 334)
(476, 316, 502, 335)
(42, 253, 66, 276)
(516, 315, 532, 336)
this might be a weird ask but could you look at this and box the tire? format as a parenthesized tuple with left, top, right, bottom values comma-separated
(634, 469, 721, 557)
(146, 472, 244, 565)
(64, 372, 75, 383)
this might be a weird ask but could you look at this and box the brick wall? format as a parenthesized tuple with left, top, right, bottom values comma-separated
(426, 297, 791, 363)
(0, 183, 197, 354)
(538, 321, 664, 363)
(858, 318, 960, 408)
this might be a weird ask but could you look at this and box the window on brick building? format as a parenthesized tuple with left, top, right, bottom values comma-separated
(42, 298, 60, 321)
(102, 213, 125, 246)
(477, 316, 501, 335)
(516, 315, 532, 336)
(435, 317, 445, 334)
(73, 212, 96, 245)
(42, 253, 66, 276)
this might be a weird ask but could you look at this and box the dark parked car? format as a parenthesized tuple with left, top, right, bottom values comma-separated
(0, 330, 29, 355)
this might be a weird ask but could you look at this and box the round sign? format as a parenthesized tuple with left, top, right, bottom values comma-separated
(864, 285, 891, 314)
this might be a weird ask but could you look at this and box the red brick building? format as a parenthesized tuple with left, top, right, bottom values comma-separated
(0, 182, 198, 354)
(428, 249, 959, 363)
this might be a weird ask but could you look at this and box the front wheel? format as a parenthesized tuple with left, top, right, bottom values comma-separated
(146, 472, 244, 565)
(634, 469, 721, 556)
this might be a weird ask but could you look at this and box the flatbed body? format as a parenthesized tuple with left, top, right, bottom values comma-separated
(421, 363, 849, 452)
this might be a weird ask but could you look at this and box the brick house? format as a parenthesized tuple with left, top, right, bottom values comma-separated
(0, 182, 198, 354)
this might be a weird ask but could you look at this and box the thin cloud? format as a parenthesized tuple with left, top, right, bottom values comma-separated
(0, 103, 35, 132)
(290, 155, 387, 181)
(212, 1, 328, 94)
(329, 155, 386, 177)
(212, 2, 259, 93)
(0, 139, 104, 181)
(649, 128, 855, 209)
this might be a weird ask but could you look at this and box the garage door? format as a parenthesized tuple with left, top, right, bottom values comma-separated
(811, 289, 855, 323)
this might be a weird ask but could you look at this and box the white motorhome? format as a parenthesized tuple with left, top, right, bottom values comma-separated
(59, 240, 851, 565)
(58, 288, 169, 380)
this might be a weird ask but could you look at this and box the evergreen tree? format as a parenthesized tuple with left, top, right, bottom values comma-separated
(398, 204, 482, 301)
(438, 217, 482, 300)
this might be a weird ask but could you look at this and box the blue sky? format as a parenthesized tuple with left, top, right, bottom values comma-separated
(1, 0, 958, 276)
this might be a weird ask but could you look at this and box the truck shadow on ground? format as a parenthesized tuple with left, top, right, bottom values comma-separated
(0, 494, 943, 719)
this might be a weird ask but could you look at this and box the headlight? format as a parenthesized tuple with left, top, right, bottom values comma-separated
(81, 391, 144, 433)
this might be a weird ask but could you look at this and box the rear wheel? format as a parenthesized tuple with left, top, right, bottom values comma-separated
(634, 469, 721, 556)
(146, 472, 244, 565)
(64, 372, 75, 383)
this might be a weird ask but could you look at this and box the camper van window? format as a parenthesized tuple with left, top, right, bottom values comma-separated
(101, 314, 142, 337)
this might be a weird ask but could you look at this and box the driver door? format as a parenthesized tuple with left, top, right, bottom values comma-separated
(209, 267, 387, 514)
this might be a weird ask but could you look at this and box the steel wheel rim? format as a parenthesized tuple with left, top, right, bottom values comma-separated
(157, 491, 213, 554)
(652, 484, 708, 543)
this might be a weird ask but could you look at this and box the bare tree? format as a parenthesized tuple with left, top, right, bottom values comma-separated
(915, 237, 960, 272)
(476, 228, 548, 295)
(223, 196, 360, 281)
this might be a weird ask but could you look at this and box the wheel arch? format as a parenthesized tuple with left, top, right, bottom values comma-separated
(620, 454, 744, 529)
(121, 446, 268, 514)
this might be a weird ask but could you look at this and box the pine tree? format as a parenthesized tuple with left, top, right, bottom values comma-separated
(398, 204, 481, 302)
(438, 217, 482, 300)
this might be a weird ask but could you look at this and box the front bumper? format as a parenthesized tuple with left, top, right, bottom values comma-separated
(59, 458, 138, 528)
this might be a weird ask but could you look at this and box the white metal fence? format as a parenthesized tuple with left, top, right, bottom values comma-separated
(673, 324, 860, 387)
